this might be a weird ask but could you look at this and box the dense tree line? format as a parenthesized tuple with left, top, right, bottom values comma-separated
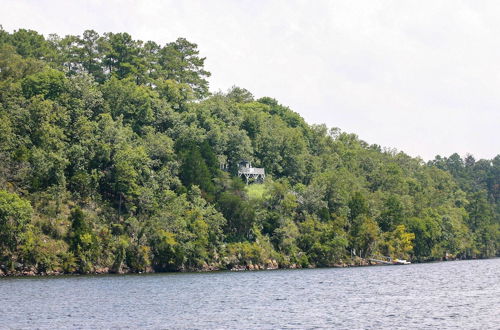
(0, 28, 498, 275)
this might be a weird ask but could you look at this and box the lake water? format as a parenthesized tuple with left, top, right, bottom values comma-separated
(1, 258, 498, 329)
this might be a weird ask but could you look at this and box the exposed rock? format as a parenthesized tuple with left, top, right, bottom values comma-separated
(201, 262, 222, 272)
(45, 270, 63, 276)
(95, 267, 110, 274)
(265, 259, 279, 270)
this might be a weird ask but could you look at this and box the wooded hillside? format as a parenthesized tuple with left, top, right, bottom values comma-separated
(0, 28, 498, 275)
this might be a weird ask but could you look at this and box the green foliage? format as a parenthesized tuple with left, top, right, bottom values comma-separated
(246, 183, 266, 200)
(297, 215, 348, 267)
(0, 191, 33, 261)
(351, 216, 380, 258)
(160, 38, 211, 98)
(225, 240, 275, 267)
(377, 194, 405, 232)
(405, 214, 441, 259)
(380, 225, 415, 260)
(429, 153, 500, 258)
(179, 143, 217, 200)
(101, 77, 156, 130)
(7, 29, 51, 59)
(0, 44, 45, 81)
(22, 68, 67, 100)
(226, 86, 254, 103)
(150, 230, 184, 271)
(0, 27, 497, 275)
(68, 207, 98, 273)
(348, 191, 369, 222)
(218, 179, 256, 241)
(20, 224, 69, 273)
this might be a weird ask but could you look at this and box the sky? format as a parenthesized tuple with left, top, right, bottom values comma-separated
(1, 0, 499, 160)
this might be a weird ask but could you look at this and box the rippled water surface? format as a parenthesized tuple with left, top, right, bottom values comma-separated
(1, 259, 499, 329)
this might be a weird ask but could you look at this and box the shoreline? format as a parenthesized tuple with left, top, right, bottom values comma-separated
(2, 256, 492, 278)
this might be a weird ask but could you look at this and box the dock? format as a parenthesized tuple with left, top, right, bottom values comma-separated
(369, 256, 411, 265)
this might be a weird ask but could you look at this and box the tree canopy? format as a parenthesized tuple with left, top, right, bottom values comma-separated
(0, 27, 498, 275)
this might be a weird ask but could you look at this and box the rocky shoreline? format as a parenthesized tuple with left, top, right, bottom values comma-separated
(0, 257, 381, 277)
(5, 256, 484, 277)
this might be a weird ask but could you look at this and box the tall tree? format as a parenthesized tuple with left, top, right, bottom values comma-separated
(160, 38, 211, 98)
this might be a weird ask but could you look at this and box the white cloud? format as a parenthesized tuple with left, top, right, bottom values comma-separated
(1, 0, 498, 160)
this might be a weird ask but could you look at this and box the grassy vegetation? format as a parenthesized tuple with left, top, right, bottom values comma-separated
(246, 183, 266, 200)
(0, 27, 498, 275)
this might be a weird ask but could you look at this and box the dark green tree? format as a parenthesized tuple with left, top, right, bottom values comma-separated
(160, 38, 211, 98)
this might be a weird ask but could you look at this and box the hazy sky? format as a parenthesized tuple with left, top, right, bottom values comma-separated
(2, 0, 499, 160)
